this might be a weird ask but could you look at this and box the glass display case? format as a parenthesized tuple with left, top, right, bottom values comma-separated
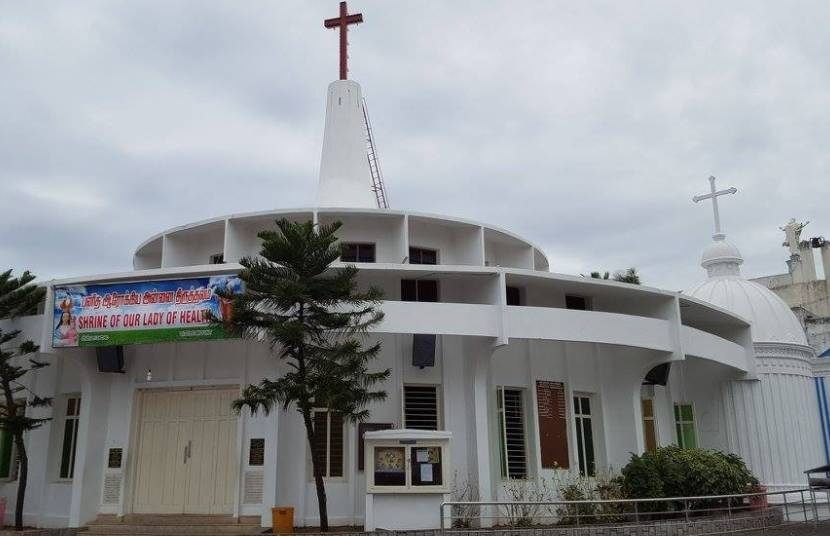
(363, 429, 451, 494)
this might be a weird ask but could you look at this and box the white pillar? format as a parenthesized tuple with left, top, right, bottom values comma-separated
(68, 353, 110, 527)
(27, 353, 58, 526)
(469, 345, 493, 505)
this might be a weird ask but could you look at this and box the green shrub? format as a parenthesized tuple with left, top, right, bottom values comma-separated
(557, 479, 595, 525)
(553, 472, 629, 526)
(621, 446, 758, 512)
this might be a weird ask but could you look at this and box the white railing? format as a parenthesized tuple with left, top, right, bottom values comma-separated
(440, 488, 825, 532)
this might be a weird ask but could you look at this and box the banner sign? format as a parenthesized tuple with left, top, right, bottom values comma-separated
(52, 275, 243, 348)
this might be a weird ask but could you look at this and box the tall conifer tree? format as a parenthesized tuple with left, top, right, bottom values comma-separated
(226, 219, 389, 531)
(0, 270, 51, 529)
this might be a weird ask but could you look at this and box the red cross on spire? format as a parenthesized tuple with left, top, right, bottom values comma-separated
(324, 1, 363, 80)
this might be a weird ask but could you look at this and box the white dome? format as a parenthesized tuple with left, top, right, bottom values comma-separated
(687, 276, 808, 346)
(701, 237, 743, 270)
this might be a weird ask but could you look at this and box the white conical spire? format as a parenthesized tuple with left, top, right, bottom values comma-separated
(316, 80, 376, 208)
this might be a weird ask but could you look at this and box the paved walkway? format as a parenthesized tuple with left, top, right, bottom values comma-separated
(741, 521, 830, 535)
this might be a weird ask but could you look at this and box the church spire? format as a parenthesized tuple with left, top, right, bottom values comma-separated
(316, 2, 376, 209)
(693, 176, 743, 278)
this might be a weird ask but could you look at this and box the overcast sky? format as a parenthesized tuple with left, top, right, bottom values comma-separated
(2, 1, 829, 290)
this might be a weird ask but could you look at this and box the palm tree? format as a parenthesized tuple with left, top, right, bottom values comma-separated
(586, 268, 641, 284)
(612, 268, 641, 285)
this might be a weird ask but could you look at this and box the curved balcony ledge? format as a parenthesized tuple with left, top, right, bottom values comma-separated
(376, 302, 679, 353)
(375, 301, 500, 337)
(681, 325, 749, 372)
(506, 306, 674, 352)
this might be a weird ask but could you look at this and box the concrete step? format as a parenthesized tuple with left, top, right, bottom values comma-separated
(85, 528, 264, 535)
(85, 515, 265, 536)
(79, 527, 264, 536)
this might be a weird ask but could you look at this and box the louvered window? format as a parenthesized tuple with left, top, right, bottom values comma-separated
(312, 411, 344, 478)
(497, 387, 528, 479)
(403, 385, 440, 430)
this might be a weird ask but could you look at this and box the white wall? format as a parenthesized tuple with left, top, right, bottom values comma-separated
(162, 222, 226, 268)
(0, 281, 792, 530)
(484, 231, 533, 270)
(408, 219, 482, 266)
(320, 213, 406, 264)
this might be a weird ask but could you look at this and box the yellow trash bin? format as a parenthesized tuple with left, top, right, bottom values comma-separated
(272, 506, 294, 534)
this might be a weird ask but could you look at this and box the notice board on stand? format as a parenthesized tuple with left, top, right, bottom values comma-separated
(358, 422, 394, 470)
(536, 380, 569, 469)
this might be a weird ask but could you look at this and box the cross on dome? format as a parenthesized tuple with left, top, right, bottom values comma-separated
(693, 176, 737, 240)
(324, 1, 364, 81)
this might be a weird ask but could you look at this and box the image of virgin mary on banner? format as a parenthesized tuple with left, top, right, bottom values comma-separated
(52, 275, 243, 348)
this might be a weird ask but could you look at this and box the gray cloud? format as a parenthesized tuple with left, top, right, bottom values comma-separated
(2, 0, 829, 289)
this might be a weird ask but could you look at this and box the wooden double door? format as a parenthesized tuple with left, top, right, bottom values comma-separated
(132, 388, 239, 514)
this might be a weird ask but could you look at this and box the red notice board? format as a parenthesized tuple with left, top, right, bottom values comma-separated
(536, 380, 569, 469)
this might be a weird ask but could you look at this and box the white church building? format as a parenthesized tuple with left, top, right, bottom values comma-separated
(1, 5, 826, 530)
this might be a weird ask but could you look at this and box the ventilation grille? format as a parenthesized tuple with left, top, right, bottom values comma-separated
(404, 385, 439, 430)
(243, 471, 264, 504)
(102, 473, 122, 505)
(500, 388, 528, 479)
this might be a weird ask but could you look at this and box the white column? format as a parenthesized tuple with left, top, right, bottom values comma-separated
(28, 353, 58, 526)
(469, 344, 493, 505)
(260, 407, 280, 527)
(68, 353, 111, 527)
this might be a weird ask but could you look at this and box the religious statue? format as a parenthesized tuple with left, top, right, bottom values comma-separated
(781, 218, 810, 253)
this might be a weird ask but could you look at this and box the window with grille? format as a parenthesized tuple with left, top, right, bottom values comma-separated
(409, 247, 438, 265)
(209, 253, 224, 264)
(497, 387, 528, 479)
(60, 396, 81, 479)
(674, 403, 697, 449)
(403, 385, 440, 430)
(341, 243, 376, 263)
(312, 411, 344, 478)
(642, 399, 658, 452)
(573, 395, 596, 477)
(401, 279, 439, 302)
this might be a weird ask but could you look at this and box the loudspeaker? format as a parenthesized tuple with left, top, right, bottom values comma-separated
(96, 346, 125, 373)
(643, 363, 671, 386)
(412, 334, 436, 369)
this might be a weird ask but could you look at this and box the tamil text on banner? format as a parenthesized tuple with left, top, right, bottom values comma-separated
(52, 275, 243, 348)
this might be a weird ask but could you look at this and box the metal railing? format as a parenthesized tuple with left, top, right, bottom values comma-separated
(440, 488, 826, 533)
